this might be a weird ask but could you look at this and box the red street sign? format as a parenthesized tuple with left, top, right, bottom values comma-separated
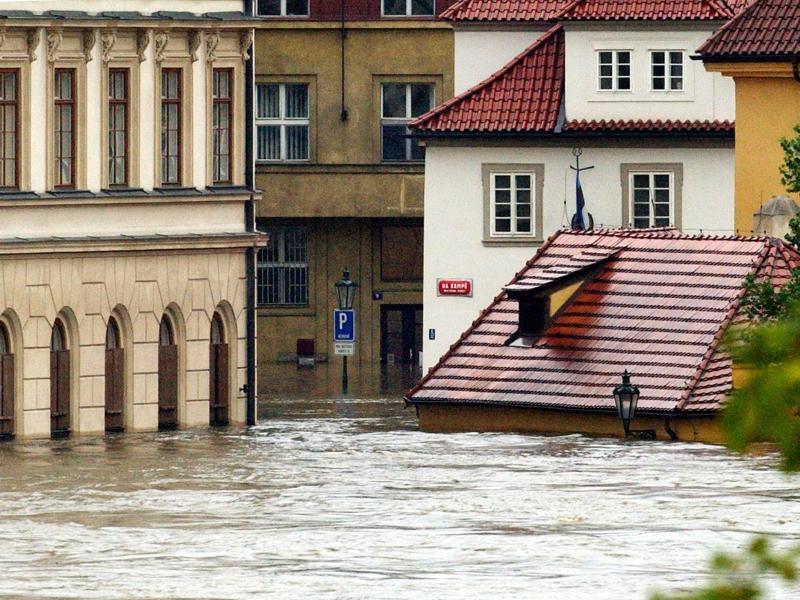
(437, 279, 473, 297)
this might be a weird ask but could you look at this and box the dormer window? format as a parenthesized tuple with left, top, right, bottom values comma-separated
(383, 0, 435, 17)
(598, 51, 631, 91)
(651, 51, 684, 92)
(510, 296, 550, 347)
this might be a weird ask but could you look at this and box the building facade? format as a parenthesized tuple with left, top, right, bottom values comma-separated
(415, 0, 740, 371)
(700, 0, 800, 233)
(0, 1, 262, 439)
(253, 0, 455, 374)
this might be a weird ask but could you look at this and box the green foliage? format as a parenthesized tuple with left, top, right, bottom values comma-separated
(650, 538, 800, 600)
(739, 215, 800, 323)
(780, 125, 800, 194)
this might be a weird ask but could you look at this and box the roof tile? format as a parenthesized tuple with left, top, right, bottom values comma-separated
(556, 0, 734, 21)
(408, 229, 800, 415)
(698, 0, 800, 59)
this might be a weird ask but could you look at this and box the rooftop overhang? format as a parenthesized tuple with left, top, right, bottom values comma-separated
(698, 57, 800, 79)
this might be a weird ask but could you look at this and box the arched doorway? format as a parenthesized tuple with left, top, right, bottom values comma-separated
(209, 312, 229, 426)
(105, 317, 125, 432)
(50, 318, 71, 438)
(0, 322, 15, 439)
(158, 315, 178, 430)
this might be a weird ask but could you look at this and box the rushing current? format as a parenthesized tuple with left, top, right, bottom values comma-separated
(0, 365, 798, 599)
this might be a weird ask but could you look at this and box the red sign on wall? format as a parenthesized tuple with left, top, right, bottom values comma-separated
(437, 279, 473, 297)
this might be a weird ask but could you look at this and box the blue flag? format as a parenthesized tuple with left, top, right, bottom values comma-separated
(571, 171, 593, 230)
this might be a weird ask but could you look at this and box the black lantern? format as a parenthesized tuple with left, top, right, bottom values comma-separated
(612, 371, 656, 440)
(335, 269, 358, 310)
(613, 370, 640, 436)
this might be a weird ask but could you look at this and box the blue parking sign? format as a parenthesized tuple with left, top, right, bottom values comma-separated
(333, 310, 356, 342)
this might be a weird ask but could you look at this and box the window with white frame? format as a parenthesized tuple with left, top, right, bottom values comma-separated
(257, 0, 308, 16)
(630, 172, 673, 228)
(598, 51, 631, 91)
(256, 83, 309, 162)
(381, 83, 433, 162)
(491, 173, 534, 237)
(257, 227, 309, 306)
(382, 0, 435, 16)
(651, 51, 684, 91)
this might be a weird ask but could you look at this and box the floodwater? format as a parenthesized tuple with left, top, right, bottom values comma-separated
(1, 364, 799, 600)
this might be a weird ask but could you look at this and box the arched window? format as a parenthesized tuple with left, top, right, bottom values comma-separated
(209, 312, 229, 427)
(158, 314, 178, 430)
(105, 317, 125, 432)
(50, 318, 71, 437)
(0, 322, 14, 439)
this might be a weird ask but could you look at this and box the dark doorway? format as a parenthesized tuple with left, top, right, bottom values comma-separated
(380, 305, 423, 366)
(158, 315, 178, 431)
(105, 318, 125, 432)
(0, 323, 14, 439)
(209, 312, 229, 427)
(50, 319, 70, 438)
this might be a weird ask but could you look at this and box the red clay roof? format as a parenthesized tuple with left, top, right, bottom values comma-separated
(564, 119, 735, 133)
(698, 0, 800, 59)
(556, 0, 734, 20)
(441, 0, 572, 21)
(407, 229, 800, 415)
(413, 26, 564, 133)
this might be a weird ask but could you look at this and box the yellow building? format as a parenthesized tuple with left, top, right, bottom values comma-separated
(253, 2, 454, 375)
(699, 0, 800, 233)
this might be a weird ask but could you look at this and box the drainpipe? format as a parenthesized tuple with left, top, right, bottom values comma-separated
(244, 0, 257, 426)
(340, 0, 348, 121)
(793, 56, 800, 83)
(664, 417, 678, 441)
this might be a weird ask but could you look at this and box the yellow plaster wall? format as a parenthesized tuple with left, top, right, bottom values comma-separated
(733, 76, 800, 232)
(416, 404, 724, 444)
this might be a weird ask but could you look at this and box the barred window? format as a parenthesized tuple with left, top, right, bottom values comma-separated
(257, 228, 309, 306)
(0, 70, 18, 189)
(256, 83, 309, 162)
(257, 0, 308, 16)
(383, 0, 434, 16)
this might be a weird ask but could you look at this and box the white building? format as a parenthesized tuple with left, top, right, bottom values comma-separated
(418, 0, 744, 371)
(0, 1, 264, 439)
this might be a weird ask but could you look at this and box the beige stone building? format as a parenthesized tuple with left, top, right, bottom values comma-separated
(0, 1, 263, 439)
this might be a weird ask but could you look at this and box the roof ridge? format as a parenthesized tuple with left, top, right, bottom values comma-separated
(411, 24, 563, 130)
(404, 228, 565, 401)
(676, 240, 772, 410)
(557, 0, 734, 20)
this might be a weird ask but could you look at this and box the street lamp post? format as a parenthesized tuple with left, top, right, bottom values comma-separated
(334, 268, 358, 393)
(613, 370, 656, 440)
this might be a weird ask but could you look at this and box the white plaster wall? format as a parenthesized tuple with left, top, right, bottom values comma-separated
(454, 28, 549, 94)
(0, 1, 244, 15)
(29, 34, 47, 193)
(421, 143, 735, 371)
(564, 28, 735, 122)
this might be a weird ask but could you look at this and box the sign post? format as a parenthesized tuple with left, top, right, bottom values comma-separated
(333, 309, 356, 392)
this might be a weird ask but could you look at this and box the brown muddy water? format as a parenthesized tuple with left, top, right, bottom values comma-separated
(0, 364, 799, 599)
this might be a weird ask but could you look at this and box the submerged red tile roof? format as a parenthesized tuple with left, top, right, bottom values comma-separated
(407, 229, 800, 415)
(698, 0, 800, 59)
(442, 0, 572, 21)
(564, 119, 735, 134)
(413, 27, 564, 133)
(556, 0, 734, 20)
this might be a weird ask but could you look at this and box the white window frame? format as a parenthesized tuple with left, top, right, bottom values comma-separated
(256, 0, 309, 17)
(380, 82, 434, 162)
(490, 172, 536, 238)
(650, 50, 685, 92)
(629, 171, 674, 229)
(256, 83, 309, 163)
(597, 50, 632, 92)
(381, 0, 435, 17)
